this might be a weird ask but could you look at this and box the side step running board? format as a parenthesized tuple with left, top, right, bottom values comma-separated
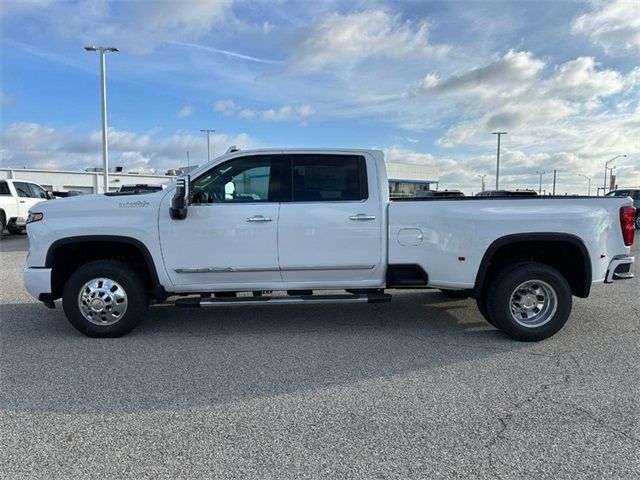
(175, 293, 392, 307)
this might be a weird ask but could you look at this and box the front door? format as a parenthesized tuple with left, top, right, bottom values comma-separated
(278, 154, 384, 286)
(13, 181, 48, 222)
(159, 155, 285, 290)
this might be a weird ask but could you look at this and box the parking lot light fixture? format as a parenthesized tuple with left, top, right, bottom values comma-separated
(200, 129, 215, 162)
(492, 132, 507, 189)
(604, 154, 626, 194)
(578, 174, 591, 196)
(477, 174, 487, 192)
(84, 45, 119, 193)
(536, 170, 546, 195)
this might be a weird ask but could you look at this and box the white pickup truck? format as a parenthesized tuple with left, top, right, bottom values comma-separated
(0, 179, 53, 236)
(24, 149, 636, 341)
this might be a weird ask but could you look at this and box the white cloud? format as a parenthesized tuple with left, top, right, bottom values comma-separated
(214, 99, 315, 122)
(422, 50, 544, 97)
(0, 122, 260, 172)
(289, 10, 449, 72)
(419, 50, 638, 149)
(176, 106, 194, 118)
(571, 0, 640, 55)
(8, 0, 235, 55)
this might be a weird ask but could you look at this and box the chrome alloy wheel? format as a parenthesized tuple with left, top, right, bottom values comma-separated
(509, 280, 558, 328)
(78, 277, 128, 326)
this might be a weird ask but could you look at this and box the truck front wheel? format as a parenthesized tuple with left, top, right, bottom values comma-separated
(486, 261, 572, 341)
(62, 260, 148, 337)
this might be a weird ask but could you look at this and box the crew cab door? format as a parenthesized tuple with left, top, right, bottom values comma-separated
(277, 153, 384, 285)
(12, 181, 48, 221)
(158, 155, 286, 289)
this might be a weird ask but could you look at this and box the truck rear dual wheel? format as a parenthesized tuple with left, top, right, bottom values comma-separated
(62, 260, 148, 337)
(485, 261, 572, 341)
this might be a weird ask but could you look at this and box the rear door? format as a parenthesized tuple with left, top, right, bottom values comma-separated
(277, 153, 384, 285)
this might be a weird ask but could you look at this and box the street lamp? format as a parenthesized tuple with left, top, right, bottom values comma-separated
(536, 170, 546, 195)
(578, 173, 591, 196)
(84, 45, 119, 193)
(200, 129, 215, 162)
(477, 174, 487, 192)
(492, 132, 507, 190)
(603, 154, 626, 194)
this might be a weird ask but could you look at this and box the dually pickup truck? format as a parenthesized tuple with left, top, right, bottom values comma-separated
(24, 149, 636, 341)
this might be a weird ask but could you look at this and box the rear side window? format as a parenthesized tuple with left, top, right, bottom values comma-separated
(291, 155, 368, 202)
(0, 181, 9, 195)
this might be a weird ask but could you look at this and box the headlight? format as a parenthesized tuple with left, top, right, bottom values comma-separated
(26, 212, 44, 224)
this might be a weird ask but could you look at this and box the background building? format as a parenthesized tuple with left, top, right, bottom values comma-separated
(386, 162, 439, 198)
(0, 167, 176, 194)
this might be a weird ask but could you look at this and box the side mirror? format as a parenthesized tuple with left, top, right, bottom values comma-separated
(170, 177, 190, 220)
(46, 190, 54, 200)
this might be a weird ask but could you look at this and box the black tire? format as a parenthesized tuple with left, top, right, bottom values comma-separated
(476, 295, 498, 328)
(7, 226, 23, 235)
(635, 213, 640, 230)
(63, 260, 148, 337)
(486, 261, 572, 342)
(439, 289, 470, 299)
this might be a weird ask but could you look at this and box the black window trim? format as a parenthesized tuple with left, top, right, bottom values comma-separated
(189, 153, 371, 205)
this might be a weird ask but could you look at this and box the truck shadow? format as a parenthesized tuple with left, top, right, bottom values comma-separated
(0, 291, 527, 414)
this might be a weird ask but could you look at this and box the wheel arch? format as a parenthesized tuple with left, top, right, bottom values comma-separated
(46, 235, 167, 301)
(474, 233, 592, 298)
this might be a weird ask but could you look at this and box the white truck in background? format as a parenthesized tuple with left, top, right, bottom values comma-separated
(0, 179, 53, 236)
(23, 149, 636, 341)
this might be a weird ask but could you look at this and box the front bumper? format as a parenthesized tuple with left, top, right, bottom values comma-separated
(23, 267, 52, 300)
(605, 256, 635, 283)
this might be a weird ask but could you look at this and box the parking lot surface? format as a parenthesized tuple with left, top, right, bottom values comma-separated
(1, 235, 639, 479)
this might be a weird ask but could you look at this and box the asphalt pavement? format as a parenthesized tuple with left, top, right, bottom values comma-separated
(1, 235, 638, 479)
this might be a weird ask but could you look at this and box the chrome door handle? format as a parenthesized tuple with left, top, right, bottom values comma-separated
(349, 214, 376, 221)
(246, 215, 272, 223)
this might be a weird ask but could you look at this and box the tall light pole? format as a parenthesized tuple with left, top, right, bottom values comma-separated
(492, 131, 507, 190)
(200, 129, 215, 162)
(536, 170, 546, 195)
(578, 174, 591, 196)
(603, 154, 626, 194)
(84, 45, 119, 193)
(477, 174, 487, 192)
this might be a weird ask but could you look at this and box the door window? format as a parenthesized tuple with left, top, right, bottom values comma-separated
(291, 155, 367, 202)
(0, 181, 9, 196)
(191, 156, 282, 204)
(13, 182, 32, 198)
(28, 183, 49, 199)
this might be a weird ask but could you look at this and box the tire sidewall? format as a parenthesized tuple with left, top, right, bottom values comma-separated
(487, 262, 572, 341)
(63, 260, 148, 337)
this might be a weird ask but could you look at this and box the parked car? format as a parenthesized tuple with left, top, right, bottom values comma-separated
(52, 190, 85, 198)
(24, 149, 635, 341)
(606, 189, 640, 229)
(118, 184, 165, 194)
(414, 189, 464, 198)
(475, 190, 538, 197)
(0, 179, 53, 236)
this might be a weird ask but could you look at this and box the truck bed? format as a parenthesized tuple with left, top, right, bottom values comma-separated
(388, 196, 629, 289)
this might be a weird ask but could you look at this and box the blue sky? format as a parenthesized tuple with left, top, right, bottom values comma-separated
(1, 0, 639, 194)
